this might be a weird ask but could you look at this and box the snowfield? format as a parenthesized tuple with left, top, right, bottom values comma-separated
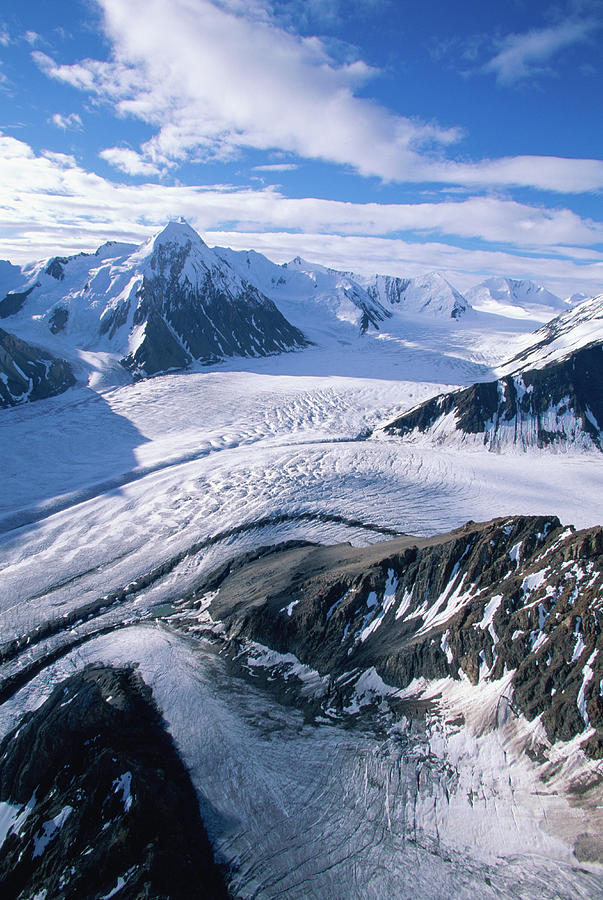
(2, 366, 602, 646)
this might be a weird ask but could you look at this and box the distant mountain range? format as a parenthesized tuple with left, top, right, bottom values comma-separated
(465, 276, 568, 319)
(0, 219, 586, 407)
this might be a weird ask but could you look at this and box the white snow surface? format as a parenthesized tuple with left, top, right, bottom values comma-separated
(32, 805, 73, 858)
(466, 276, 566, 321)
(1, 367, 602, 645)
(0, 796, 35, 850)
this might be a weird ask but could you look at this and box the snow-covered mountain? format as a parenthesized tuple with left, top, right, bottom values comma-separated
(215, 246, 392, 334)
(502, 290, 603, 372)
(0, 221, 576, 401)
(360, 271, 469, 319)
(383, 341, 603, 452)
(465, 276, 566, 320)
(217, 247, 469, 330)
(566, 291, 591, 306)
(0, 221, 308, 380)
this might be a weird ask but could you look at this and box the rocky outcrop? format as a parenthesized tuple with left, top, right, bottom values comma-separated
(0, 285, 36, 319)
(383, 341, 603, 451)
(0, 665, 229, 900)
(187, 515, 602, 756)
(48, 306, 69, 334)
(0, 328, 75, 408)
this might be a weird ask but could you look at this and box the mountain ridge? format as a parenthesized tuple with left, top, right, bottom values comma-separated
(381, 294, 603, 452)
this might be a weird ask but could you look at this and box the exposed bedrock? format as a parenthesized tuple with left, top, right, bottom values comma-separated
(0, 665, 229, 900)
(195, 515, 602, 756)
(0, 327, 75, 408)
(383, 342, 603, 451)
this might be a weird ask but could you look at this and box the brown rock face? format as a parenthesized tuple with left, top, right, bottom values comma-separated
(189, 515, 602, 755)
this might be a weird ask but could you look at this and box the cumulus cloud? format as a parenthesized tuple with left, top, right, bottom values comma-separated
(50, 112, 83, 130)
(485, 18, 600, 85)
(99, 146, 161, 175)
(0, 133, 602, 297)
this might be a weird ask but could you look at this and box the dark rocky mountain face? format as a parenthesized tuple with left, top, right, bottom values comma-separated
(383, 341, 603, 451)
(343, 283, 391, 333)
(0, 665, 229, 900)
(0, 328, 75, 408)
(123, 265, 309, 377)
(121, 227, 310, 377)
(0, 285, 37, 319)
(184, 515, 602, 757)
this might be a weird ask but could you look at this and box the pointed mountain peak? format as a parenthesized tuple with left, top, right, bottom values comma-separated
(152, 218, 206, 248)
(134, 219, 213, 270)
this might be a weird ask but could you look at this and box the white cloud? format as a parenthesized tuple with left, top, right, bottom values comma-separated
(431, 154, 603, 193)
(31, 0, 603, 193)
(50, 112, 83, 130)
(252, 163, 300, 172)
(485, 18, 600, 85)
(0, 133, 602, 298)
(32, 0, 458, 178)
(99, 146, 161, 175)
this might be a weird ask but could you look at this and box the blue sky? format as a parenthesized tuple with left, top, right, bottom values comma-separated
(0, 0, 602, 295)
